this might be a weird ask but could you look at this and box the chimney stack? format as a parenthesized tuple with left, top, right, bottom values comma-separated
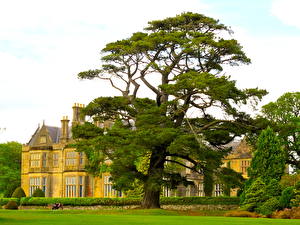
(60, 116, 70, 143)
(72, 103, 85, 127)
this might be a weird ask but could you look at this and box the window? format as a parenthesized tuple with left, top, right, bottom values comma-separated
(39, 135, 47, 144)
(104, 176, 112, 197)
(42, 177, 47, 194)
(29, 177, 41, 196)
(79, 176, 84, 197)
(79, 152, 84, 165)
(214, 184, 223, 197)
(42, 153, 47, 167)
(65, 177, 76, 197)
(66, 151, 77, 166)
(241, 160, 250, 175)
(53, 153, 59, 167)
(30, 153, 40, 167)
(197, 183, 204, 197)
(103, 175, 122, 197)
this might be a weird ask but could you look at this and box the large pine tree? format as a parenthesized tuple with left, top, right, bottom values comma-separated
(74, 12, 266, 208)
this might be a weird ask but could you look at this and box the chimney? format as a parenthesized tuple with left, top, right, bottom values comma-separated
(72, 103, 85, 127)
(60, 116, 70, 143)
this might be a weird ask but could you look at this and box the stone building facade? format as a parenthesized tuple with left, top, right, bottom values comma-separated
(21, 104, 118, 198)
(21, 103, 252, 198)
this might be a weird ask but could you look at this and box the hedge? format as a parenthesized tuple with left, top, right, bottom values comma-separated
(10, 196, 239, 206)
(0, 198, 20, 206)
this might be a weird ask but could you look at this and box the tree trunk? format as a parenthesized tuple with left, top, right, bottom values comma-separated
(141, 187, 161, 208)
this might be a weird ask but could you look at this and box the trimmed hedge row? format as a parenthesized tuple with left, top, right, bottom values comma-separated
(0, 196, 239, 207)
(0, 198, 20, 206)
(160, 196, 240, 205)
(19, 197, 141, 206)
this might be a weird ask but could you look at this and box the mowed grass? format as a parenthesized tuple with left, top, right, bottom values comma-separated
(0, 209, 300, 225)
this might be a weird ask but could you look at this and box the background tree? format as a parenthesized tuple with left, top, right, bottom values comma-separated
(0, 142, 22, 197)
(248, 127, 286, 184)
(261, 92, 300, 170)
(74, 12, 266, 208)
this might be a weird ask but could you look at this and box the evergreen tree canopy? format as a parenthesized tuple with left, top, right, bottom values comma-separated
(74, 12, 267, 208)
(248, 127, 286, 184)
(261, 92, 300, 170)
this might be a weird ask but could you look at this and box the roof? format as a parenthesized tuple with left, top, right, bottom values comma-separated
(27, 124, 63, 147)
(226, 139, 252, 159)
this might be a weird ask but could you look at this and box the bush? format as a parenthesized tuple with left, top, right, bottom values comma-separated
(279, 186, 295, 209)
(256, 197, 280, 216)
(273, 207, 300, 219)
(224, 210, 259, 218)
(160, 196, 240, 205)
(4, 200, 18, 210)
(0, 198, 19, 206)
(11, 187, 26, 198)
(32, 188, 45, 197)
(19, 196, 239, 206)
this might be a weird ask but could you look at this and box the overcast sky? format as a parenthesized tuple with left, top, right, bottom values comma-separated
(0, 0, 299, 143)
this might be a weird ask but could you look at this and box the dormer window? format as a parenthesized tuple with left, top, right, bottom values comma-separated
(40, 135, 47, 144)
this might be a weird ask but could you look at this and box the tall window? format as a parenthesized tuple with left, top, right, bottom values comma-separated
(29, 177, 40, 196)
(214, 183, 223, 196)
(53, 153, 59, 167)
(79, 152, 84, 165)
(197, 183, 204, 197)
(79, 176, 84, 197)
(42, 153, 47, 167)
(103, 176, 122, 197)
(104, 176, 112, 197)
(42, 177, 47, 194)
(65, 177, 76, 197)
(30, 153, 40, 167)
(66, 152, 77, 166)
(241, 160, 250, 175)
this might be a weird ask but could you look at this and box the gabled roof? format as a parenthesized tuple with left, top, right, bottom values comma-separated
(27, 124, 62, 147)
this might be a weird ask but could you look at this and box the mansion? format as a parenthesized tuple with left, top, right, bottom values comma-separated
(21, 103, 252, 198)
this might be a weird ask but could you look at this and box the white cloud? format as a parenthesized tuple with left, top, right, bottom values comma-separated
(271, 0, 300, 29)
(0, 0, 210, 143)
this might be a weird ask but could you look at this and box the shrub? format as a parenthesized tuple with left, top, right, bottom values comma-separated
(4, 200, 18, 210)
(273, 207, 300, 219)
(291, 181, 300, 207)
(11, 187, 26, 198)
(32, 188, 45, 197)
(19, 196, 239, 206)
(279, 186, 295, 209)
(240, 178, 266, 212)
(224, 210, 259, 218)
(256, 197, 280, 216)
(0, 198, 19, 206)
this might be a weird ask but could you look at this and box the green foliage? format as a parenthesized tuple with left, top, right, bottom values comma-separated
(241, 178, 266, 212)
(31, 188, 45, 197)
(4, 200, 18, 210)
(280, 173, 300, 189)
(291, 181, 300, 207)
(18, 196, 239, 206)
(76, 12, 267, 208)
(261, 92, 300, 170)
(256, 197, 280, 216)
(0, 198, 19, 206)
(11, 187, 26, 198)
(0, 142, 22, 197)
(248, 127, 286, 183)
(279, 186, 295, 209)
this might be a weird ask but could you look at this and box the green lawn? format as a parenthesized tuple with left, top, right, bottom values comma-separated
(0, 210, 300, 225)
